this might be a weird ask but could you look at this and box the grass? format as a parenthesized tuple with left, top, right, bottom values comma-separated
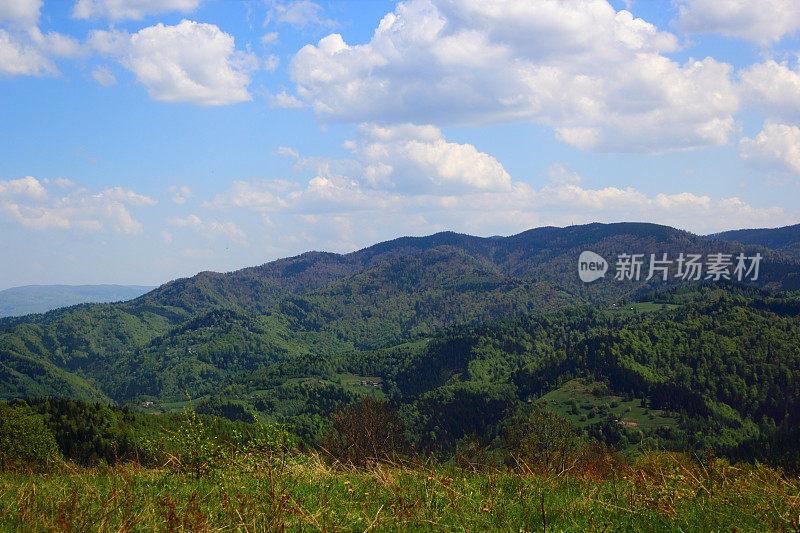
(1, 452, 798, 531)
(610, 302, 680, 314)
(539, 378, 678, 431)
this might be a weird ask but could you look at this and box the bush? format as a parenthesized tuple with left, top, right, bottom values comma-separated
(455, 433, 496, 471)
(161, 404, 228, 477)
(503, 411, 581, 475)
(0, 403, 61, 470)
(323, 398, 407, 466)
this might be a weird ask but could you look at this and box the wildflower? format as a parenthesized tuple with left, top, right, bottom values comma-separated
(483, 507, 490, 512)
(348, 488, 354, 493)
(344, 481, 351, 485)
(364, 492, 369, 496)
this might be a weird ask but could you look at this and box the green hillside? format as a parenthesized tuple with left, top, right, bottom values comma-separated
(1, 223, 799, 467)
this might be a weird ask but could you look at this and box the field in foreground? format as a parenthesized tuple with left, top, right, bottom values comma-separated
(1, 453, 799, 532)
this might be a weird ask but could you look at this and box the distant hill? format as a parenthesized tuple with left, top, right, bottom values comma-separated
(709, 223, 800, 260)
(0, 285, 155, 318)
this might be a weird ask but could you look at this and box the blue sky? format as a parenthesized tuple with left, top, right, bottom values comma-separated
(1, 0, 800, 288)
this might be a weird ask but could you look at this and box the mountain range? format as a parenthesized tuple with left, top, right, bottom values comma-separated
(0, 221, 799, 464)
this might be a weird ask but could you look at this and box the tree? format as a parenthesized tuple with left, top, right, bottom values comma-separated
(0, 403, 61, 470)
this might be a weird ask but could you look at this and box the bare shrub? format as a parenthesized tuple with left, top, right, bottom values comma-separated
(323, 398, 407, 466)
(503, 410, 581, 475)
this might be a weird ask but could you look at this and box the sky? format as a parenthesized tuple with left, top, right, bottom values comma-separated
(1, 0, 800, 289)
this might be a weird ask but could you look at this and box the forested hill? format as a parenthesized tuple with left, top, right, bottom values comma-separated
(709, 223, 800, 260)
(1, 222, 799, 422)
(134, 221, 797, 315)
(362, 284, 800, 467)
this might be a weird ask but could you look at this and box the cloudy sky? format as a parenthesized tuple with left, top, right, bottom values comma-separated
(1, 0, 800, 288)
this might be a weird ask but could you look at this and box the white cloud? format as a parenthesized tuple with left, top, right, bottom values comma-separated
(167, 185, 193, 204)
(72, 0, 203, 21)
(264, 54, 280, 71)
(261, 32, 279, 46)
(28, 27, 83, 58)
(269, 90, 304, 109)
(97, 187, 157, 206)
(91, 65, 116, 86)
(351, 123, 512, 193)
(289, 0, 739, 153)
(203, 127, 787, 236)
(204, 180, 289, 211)
(274, 146, 299, 158)
(44, 177, 76, 188)
(0, 176, 47, 199)
(0, 28, 55, 76)
(0, 19, 82, 77)
(205, 220, 247, 242)
(0, 176, 152, 234)
(739, 122, 800, 174)
(546, 163, 582, 185)
(0, 0, 41, 27)
(168, 213, 247, 243)
(207, 174, 786, 238)
(740, 59, 800, 121)
(169, 213, 202, 227)
(266, 1, 334, 28)
(676, 0, 800, 44)
(90, 20, 256, 106)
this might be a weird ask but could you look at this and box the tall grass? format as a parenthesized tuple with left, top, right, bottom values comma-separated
(1, 450, 798, 531)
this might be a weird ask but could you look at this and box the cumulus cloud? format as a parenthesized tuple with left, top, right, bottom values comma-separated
(0, 29, 55, 76)
(288, 0, 739, 153)
(90, 20, 257, 106)
(207, 173, 786, 238)
(0, 176, 47, 199)
(350, 123, 512, 193)
(72, 0, 203, 21)
(739, 122, 800, 174)
(0, 0, 41, 27)
(0, 176, 153, 234)
(740, 59, 800, 121)
(203, 127, 786, 236)
(676, 0, 800, 44)
(0, 1, 83, 78)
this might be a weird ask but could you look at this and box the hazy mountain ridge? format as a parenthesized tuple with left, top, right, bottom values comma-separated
(709, 223, 800, 260)
(0, 285, 155, 318)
